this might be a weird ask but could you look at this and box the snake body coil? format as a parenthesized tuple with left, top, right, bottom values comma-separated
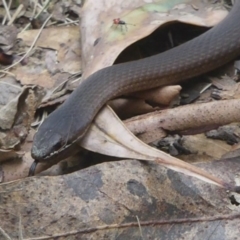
(32, 1, 240, 161)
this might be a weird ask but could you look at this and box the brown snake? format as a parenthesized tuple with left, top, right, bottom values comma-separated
(31, 1, 240, 163)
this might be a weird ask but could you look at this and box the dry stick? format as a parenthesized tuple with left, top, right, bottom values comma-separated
(18, 213, 23, 240)
(136, 215, 143, 239)
(0, 70, 15, 77)
(4, 0, 12, 25)
(0, 14, 53, 74)
(1, 0, 11, 25)
(125, 99, 240, 137)
(50, 19, 80, 27)
(0, 81, 22, 89)
(7, 4, 24, 26)
(22, 213, 240, 240)
(0, 226, 11, 240)
(31, 0, 39, 19)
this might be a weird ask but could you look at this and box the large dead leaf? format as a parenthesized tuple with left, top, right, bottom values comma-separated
(81, 0, 228, 77)
(0, 159, 239, 239)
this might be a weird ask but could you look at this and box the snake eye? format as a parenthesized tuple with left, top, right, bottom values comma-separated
(52, 141, 62, 151)
(50, 133, 64, 152)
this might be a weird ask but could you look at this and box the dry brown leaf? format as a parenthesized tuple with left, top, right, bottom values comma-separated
(17, 26, 79, 51)
(0, 159, 240, 239)
(181, 134, 232, 159)
(13, 26, 81, 90)
(17, 26, 81, 74)
(9, 48, 55, 89)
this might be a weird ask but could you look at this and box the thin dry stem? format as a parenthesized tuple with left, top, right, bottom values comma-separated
(2, 0, 11, 24)
(7, 4, 24, 26)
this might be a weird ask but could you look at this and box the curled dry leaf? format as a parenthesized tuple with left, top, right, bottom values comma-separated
(109, 85, 181, 119)
(129, 85, 182, 106)
(109, 98, 157, 119)
(79, 83, 240, 189)
(80, 106, 236, 191)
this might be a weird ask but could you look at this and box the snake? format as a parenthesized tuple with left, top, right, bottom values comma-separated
(31, 1, 240, 163)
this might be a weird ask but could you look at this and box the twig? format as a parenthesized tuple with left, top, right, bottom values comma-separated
(18, 213, 23, 240)
(2, 0, 12, 25)
(0, 226, 12, 240)
(136, 215, 144, 239)
(7, 4, 24, 26)
(30, 0, 38, 19)
(21, 213, 240, 240)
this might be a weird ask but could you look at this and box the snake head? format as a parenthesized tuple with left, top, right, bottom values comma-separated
(31, 125, 82, 163)
(31, 100, 88, 162)
(32, 126, 81, 160)
(31, 129, 64, 161)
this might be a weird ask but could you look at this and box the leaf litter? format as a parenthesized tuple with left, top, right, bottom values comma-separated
(0, 0, 240, 239)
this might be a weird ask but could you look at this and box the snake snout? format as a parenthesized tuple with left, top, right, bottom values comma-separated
(31, 130, 63, 161)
